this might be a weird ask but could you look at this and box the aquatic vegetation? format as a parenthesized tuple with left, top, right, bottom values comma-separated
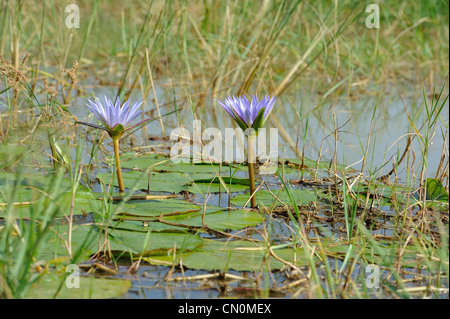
(218, 94, 277, 208)
(76, 96, 154, 193)
(218, 94, 277, 132)
(80, 96, 147, 137)
(0, 0, 448, 300)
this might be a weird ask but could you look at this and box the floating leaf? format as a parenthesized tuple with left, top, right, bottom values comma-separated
(26, 274, 131, 299)
(231, 188, 320, 207)
(353, 183, 409, 206)
(107, 228, 203, 257)
(97, 170, 192, 193)
(426, 178, 449, 202)
(114, 153, 243, 174)
(188, 176, 250, 194)
(115, 199, 201, 218)
(191, 176, 250, 186)
(41, 224, 99, 261)
(164, 208, 265, 232)
(97, 170, 250, 195)
(0, 174, 100, 219)
(147, 239, 310, 272)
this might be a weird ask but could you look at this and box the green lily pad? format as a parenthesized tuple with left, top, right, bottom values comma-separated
(191, 176, 249, 186)
(0, 185, 101, 219)
(26, 274, 131, 299)
(114, 199, 201, 217)
(325, 241, 442, 269)
(112, 205, 264, 233)
(231, 188, 320, 207)
(164, 208, 265, 232)
(114, 153, 244, 174)
(110, 219, 187, 232)
(283, 158, 351, 173)
(111, 198, 265, 232)
(188, 176, 250, 194)
(146, 239, 310, 272)
(41, 223, 204, 261)
(41, 224, 100, 262)
(426, 178, 449, 202)
(97, 170, 192, 193)
(97, 169, 250, 195)
(351, 183, 410, 206)
(0, 172, 75, 191)
(107, 228, 203, 257)
(40, 221, 204, 262)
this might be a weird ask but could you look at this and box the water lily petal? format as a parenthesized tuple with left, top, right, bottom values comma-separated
(218, 93, 277, 130)
(80, 96, 147, 138)
(123, 100, 144, 126)
(118, 100, 131, 125)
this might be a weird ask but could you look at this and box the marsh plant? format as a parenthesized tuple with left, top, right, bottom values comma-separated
(218, 94, 277, 208)
(76, 96, 154, 193)
(0, 0, 448, 300)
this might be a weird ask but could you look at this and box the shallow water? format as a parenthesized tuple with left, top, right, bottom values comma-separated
(56, 79, 449, 185)
(1, 78, 448, 299)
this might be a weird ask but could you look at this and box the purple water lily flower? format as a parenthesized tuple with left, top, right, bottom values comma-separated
(77, 96, 151, 139)
(76, 95, 159, 193)
(218, 94, 277, 132)
(218, 93, 277, 208)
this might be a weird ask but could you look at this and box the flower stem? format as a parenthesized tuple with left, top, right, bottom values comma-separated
(113, 137, 125, 193)
(248, 134, 257, 208)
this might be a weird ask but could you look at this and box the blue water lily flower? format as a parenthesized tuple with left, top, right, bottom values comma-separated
(218, 93, 277, 208)
(218, 94, 277, 132)
(76, 95, 155, 193)
(77, 96, 151, 139)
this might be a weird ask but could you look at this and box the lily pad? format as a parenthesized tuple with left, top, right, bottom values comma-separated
(231, 188, 320, 207)
(41, 224, 100, 261)
(188, 176, 250, 194)
(26, 274, 131, 299)
(163, 208, 265, 232)
(145, 239, 310, 272)
(112, 199, 265, 232)
(0, 185, 101, 219)
(351, 183, 409, 206)
(114, 153, 244, 174)
(283, 158, 351, 173)
(42, 223, 204, 262)
(325, 241, 442, 269)
(97, 170, 250, 195)
(0, 171, 75, 191)
(107, 228, 203, 257)
(114, 199, 201, 217)
(97, 170, 192, 193)
(426, 178, 449, 202)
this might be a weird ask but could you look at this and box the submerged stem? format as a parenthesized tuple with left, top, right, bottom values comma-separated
(113, 137, 125, 193)
(248, 134, 257, 208)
